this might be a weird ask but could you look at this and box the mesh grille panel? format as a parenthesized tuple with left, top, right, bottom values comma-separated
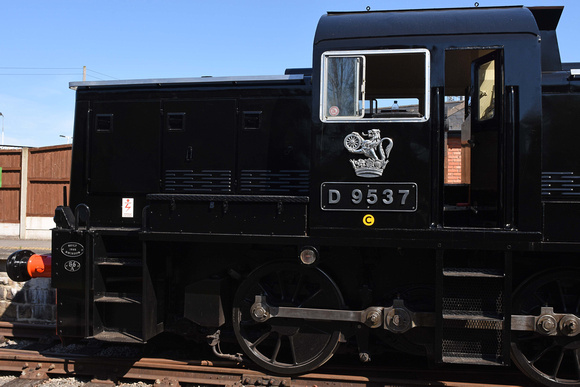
(164, 170, 232, 193)
(442, 329, 503, 359)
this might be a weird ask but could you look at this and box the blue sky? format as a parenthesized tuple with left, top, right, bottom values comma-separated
(1, 0, 578, 147)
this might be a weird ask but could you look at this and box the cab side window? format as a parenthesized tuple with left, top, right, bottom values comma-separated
(321, 49, 430, 122)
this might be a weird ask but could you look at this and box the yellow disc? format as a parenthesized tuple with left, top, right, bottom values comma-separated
(363, 214, 375, 226)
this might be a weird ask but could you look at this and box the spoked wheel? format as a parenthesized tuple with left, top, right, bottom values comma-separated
(511, 269, 580, 386)
(232, 261, 344, 375)
(344, 132, 363, 152)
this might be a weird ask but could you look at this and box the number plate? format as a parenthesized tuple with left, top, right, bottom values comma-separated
(321, 182, 417, 212)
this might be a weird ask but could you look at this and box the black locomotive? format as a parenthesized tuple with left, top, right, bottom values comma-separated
(8, 5, 580, 386)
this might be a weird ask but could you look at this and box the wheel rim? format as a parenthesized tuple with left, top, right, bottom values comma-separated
(232, 261, 344, 374)
(511, 269, 580, 386)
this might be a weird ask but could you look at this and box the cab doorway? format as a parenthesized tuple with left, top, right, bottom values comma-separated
(443, 49, 503, 228)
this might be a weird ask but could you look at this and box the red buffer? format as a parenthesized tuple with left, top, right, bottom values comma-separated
(6, 250, 52, 281)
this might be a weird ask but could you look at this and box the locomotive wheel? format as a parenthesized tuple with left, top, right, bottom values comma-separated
(511, 269, 580, 386)
(232, 261, 344, 375)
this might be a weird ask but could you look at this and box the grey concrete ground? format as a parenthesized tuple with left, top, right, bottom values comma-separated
(0, 239, 51, 261)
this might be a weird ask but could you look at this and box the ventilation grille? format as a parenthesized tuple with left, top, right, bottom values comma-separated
(442, 278, 504, 317)
(164, 170, 232, 193)
(239, 170, 309, 194)
(442, 329, 504, 360)
(542, 171, 580, 198)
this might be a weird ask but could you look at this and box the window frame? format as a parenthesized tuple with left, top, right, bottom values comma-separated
(320, 48, 431, 123)
(321, 55, 365, 120)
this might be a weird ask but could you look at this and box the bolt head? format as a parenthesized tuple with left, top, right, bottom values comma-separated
(359, 352, 371, 362)
(560, 316, 580, 336)
(393, 314, 400, 326)
(542, 319, 555, 330)
(253, 307, 266, 319)
(537, 315, 557, 334)
(365, 309, 383, 328)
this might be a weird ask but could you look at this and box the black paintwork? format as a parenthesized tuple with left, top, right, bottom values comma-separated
(69, 79, 312, 228)
(29, 5, 580, 382)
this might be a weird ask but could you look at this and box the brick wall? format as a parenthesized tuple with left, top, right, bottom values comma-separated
(446, 136, 463, 184)
(0, 274, 55, 323)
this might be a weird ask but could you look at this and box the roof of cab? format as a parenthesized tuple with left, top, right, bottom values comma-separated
(314, 6, 542, 44)
(69, 74, 309, 90)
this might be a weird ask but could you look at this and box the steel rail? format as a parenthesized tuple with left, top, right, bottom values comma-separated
(0, 347, 530, 387)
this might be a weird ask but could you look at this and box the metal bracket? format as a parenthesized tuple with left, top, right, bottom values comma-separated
(241, 375, 290, 387)
(74, 203, 91, 230)
(20, 364, 49, 381)
(154, 378, 181, 386)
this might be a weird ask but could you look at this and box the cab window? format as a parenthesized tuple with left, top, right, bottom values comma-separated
(321, 49, 430, 122)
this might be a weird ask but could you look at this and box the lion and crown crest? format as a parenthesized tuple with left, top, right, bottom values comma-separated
(344, 129, 393, 178)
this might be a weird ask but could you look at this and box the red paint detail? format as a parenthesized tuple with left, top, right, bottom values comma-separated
(27, 254, 52, 278)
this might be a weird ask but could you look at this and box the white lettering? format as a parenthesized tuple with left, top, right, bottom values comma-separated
(329, 189, 341, 204)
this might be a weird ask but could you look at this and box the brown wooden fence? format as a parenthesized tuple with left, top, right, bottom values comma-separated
(0, 149, 22, 223)
(27, 145, 72, 216)
(0, 145, 71, 233)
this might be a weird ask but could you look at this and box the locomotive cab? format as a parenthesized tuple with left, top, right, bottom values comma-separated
(310, 6, 542, 236)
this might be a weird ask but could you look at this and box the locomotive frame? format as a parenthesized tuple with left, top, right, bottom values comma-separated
(8, 5, 580, 386)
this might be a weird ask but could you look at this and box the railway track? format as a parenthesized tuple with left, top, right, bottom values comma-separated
(0, 349, 533, 387)
(0, 322, 534, 386)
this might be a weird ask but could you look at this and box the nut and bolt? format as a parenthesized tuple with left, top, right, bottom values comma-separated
(368, 312, 380, 324)
(560, 316, 580, 335)
(359, 352, 371, 362)
(251, 304, 269, 322)
(541, 318, 555, 331)
(253, 306, 267, 319)
(538, 315, 557, 334)
(392, 314, 401, 326)
(365, 309, 382, 328)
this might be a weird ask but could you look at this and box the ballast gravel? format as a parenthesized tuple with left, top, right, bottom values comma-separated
(0, 375, 155, 386)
